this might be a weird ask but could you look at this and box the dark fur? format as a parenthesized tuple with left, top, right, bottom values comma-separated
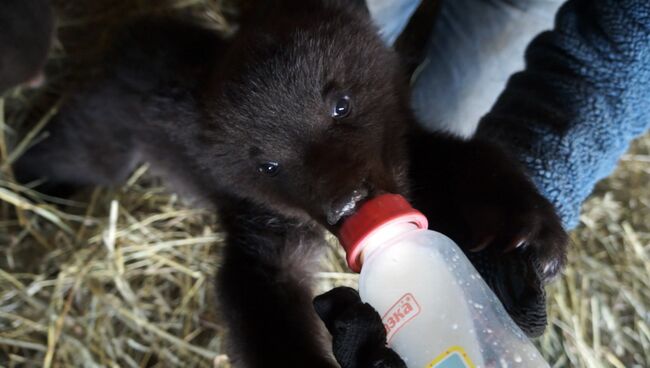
(14, 1, 567, 366)
(0, 0, 54, 92)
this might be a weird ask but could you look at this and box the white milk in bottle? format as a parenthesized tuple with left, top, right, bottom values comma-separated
(338, 194, 549, 368)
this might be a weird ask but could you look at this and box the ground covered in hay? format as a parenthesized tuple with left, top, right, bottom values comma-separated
(1, 1, 649, 367)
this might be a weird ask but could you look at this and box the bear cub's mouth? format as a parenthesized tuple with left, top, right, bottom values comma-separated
(326, 187, 370, 226)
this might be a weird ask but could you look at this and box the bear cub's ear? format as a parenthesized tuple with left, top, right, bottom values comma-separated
(327, 0, 370, 16)
(348, 0, 370, 14)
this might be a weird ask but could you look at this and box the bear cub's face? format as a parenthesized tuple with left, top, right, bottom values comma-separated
(197, 2, 413, 229)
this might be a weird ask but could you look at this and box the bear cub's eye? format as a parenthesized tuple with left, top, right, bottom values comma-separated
(331, 94, 351, 119)
(258, 161, 280, 177)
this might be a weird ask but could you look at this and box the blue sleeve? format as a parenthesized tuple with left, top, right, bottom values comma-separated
(475, 0, 650, 229)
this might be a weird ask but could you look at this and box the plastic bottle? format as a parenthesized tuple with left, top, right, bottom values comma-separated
(338, 194, 549, 368)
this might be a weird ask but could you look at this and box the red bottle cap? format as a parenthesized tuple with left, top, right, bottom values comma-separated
(338, 194, 428, 272)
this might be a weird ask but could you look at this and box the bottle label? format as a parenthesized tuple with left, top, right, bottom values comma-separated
(427, 346, 475, 368)
(382, 293, 421, 342)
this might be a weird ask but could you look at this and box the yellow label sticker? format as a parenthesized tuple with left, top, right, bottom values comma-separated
(426, 346, 476, 368)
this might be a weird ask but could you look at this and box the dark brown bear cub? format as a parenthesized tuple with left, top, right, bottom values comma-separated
(15, 0, 567, 366)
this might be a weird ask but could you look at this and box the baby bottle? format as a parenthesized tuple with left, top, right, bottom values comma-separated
(338, 194, 549, 368)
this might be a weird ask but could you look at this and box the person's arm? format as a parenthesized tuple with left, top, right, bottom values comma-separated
(476, 0, 650, 229)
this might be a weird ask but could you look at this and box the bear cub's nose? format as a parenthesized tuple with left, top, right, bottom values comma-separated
(326, 187, 369, 226)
